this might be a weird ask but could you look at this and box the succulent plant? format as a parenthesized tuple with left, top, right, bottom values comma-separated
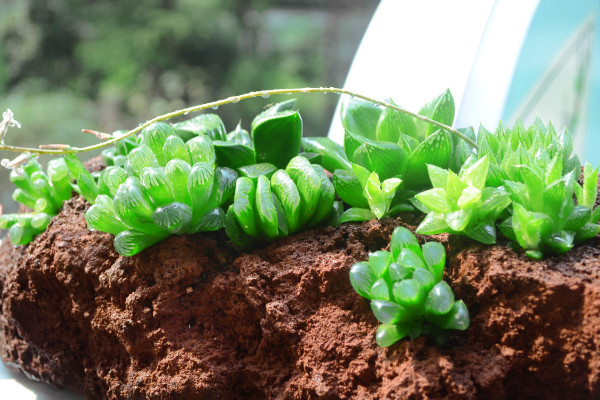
(414, 156, 511, 244)
(72, 121, 237, 256)
(498, 161, 600, 259)
(0, 158, 72, 245)
(225, 155, 342, 248)
(302, 89, 472, 222)
(349, 227, 469, 347)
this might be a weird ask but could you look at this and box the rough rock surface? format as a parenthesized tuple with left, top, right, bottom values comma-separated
(1, 196, 599, 399)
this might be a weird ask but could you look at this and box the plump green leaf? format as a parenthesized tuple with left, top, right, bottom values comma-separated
(271, 170, 301, 233)
(188, 162, 215, 221)
(238, 163, 277, 181)
(140, 122, 174, 165)
(582, 162, 599, 209)
(371, 300, 415, 324)
(337, 208, 376, 224)
(390, 227, 423, 260)
(173, 113, 226, 141)
(421, 241, 445, 282)
(414, 89, 455, 137)
(113, 177, 163, 235)
(85, 195, 128, 235)
(564, 205, 592, 232)
(186, 136, 216, 165)
(301, 137, 351, 171)
(194, 207, 226, 232)
(140, 167, 174, 207)
(457, 186, 481, 209)
(252, 109, 302, 169)
(464, 222, 497, 244)
(398, 248, 426, 270)
(113, 230, 169, 257)
(425, 281, 455, 315)
(349, 261, 376, 299)
(344, 130, 375, 161)
(153, 202, 192, 234)
(163, 135, 191, 164)
(285, 156, 321, 224)
(165, 159, 192, 206)
(369, 250, 392, 278)
(445, 209, 473, 231)
(255, 175, 279, 241)
(388, 262, 412, 282)
(233, 177, 259, 237)
(427, 164, 449, 189)
(459, 156, 488, 189)
(375, 323, 409, 347)
(370, 278, 391, 301)
(225, 206, 256, 248)
(393, 279, 427, 311)
(412, 267, 436, 293)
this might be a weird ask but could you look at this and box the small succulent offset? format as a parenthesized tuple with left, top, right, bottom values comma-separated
(349, 227, 469, 347)
(499, 161, 600, 259)
(415, 156, 511, 244)
(0, 158, 72, 245)
(225, 155, 342, 247)
(74, 121, 238, 256)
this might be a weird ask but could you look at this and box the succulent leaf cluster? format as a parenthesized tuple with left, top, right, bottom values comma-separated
(303, 90, 470, 222)
(225, 155, 342, 248)
(349, 227, 469, 347)
(0, 158, 72, 244)
(415, 156, 511, 244)
(78, 121, 238, 256)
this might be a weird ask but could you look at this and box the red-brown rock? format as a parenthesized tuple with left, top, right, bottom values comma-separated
(1, 195, 599, 399)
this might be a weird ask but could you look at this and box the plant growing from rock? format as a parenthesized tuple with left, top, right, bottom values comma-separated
(71, 122, 238, 256)
(225, 155, 342, 248)
(303, 89, 477, 222)
(414, 156, 511, 244)
(349, 226, 469, 347)
(0, 157, 72, 244)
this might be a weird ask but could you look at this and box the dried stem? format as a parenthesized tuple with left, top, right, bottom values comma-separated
(0, 87, 478, 157)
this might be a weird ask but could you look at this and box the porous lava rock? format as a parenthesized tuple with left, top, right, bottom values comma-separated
(0, 195, 599, 399)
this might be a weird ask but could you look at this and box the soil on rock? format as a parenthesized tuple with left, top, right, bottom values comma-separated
(0, 196, 599, 399)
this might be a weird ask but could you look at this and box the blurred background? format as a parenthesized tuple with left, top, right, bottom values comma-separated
(0, 0, 378, 213)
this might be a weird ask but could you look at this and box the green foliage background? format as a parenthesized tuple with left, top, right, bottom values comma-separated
(0, 0, 376, 213)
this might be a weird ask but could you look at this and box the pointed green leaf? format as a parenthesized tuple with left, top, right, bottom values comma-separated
(393, 279, 427, 311)
(390, 227, 422, 260)
(427, 164, 449, 189)
(415, 188, 451, 213)
(414, 89, 455, 137)
(352, 141, 407, 181)
(337, 208, 376, 224)
(213, 140, 256, 170)
(376, 101, 418, 142)
(301, 137, 351, 171)
(445, 209, 473, 232)
(333, 169, 369, 208)
(403, 130, 453, 189)
(416, 212, 450, 235)
(341, 96, 381, 140)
